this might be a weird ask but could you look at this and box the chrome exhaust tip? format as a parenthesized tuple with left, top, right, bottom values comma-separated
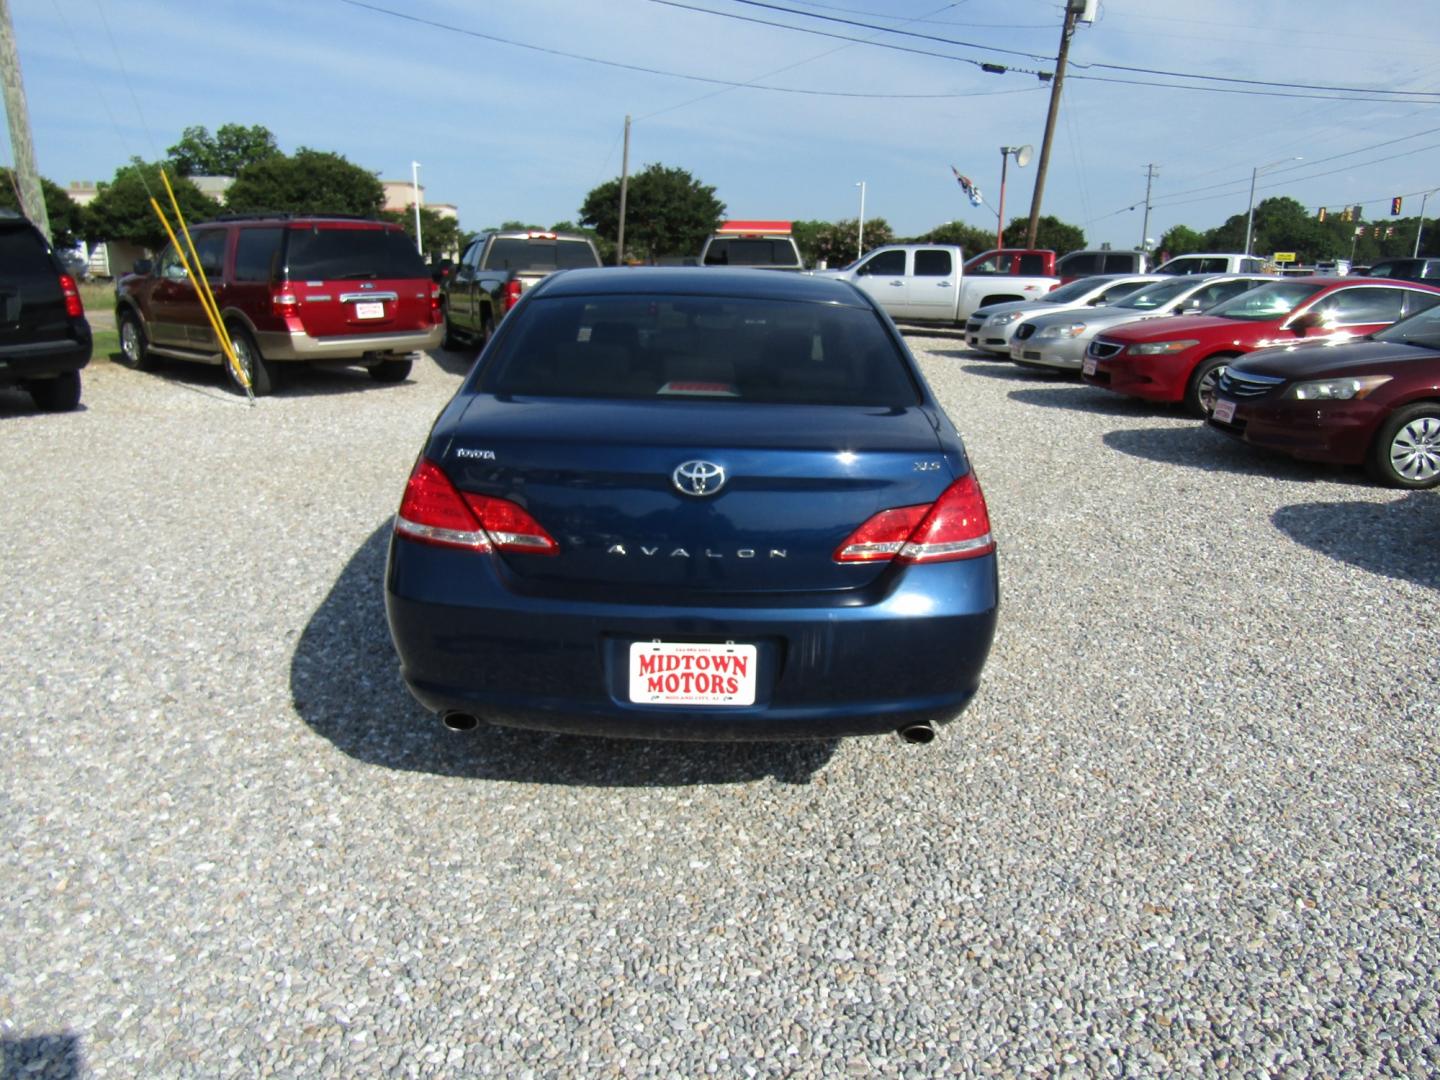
(897, 723, 936, 745)
(441, 711, 480, 732)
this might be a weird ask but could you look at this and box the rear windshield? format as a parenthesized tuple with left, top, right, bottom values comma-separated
(478, 294, 919, 406)
(484, 238, 599, 272)
(284, 226, 427, 280)
(0, 224, 58, 287)
(1207, 282, 1322, 321)
(702, 239, 800, 267)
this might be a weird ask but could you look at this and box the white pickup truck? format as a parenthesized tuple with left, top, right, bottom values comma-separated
(817, 244, 1059, 326)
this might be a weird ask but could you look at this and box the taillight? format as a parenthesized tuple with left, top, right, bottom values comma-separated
(59, 274, 83, 318)
(272, 290, 299, 318)
(394, 458, 558, 555)
(502, 279, 523, 311)
(834, 472, 994, 564)
(429, 282, 441, 323)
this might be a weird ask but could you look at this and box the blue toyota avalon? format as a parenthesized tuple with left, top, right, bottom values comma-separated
(384, 268, 998, 743)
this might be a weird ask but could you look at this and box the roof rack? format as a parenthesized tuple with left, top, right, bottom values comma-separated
(204, 211, 382, 223)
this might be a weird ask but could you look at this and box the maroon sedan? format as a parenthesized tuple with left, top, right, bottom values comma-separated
(1083, 277, 1440, 416)
(1208, 302, 1440, 488)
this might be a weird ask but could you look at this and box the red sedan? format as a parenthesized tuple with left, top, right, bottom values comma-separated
(1081, 277, 1440, 416)
(1209, 303, 1440, 488)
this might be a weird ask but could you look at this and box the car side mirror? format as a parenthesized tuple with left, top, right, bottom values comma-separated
(1288, 310, 1324, 336)
(133, 258, 153, 275)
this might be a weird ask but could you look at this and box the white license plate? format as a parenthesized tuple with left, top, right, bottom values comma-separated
(353, 301, 385, 320)
(1212, 398, 1236, 424)
(1082, 357, 1097, 376)
(628, 641, 757, 707)
(1009, 343, 1024, 360)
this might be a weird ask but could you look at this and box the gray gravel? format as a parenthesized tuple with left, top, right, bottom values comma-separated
(2, 338, 1437, 1078)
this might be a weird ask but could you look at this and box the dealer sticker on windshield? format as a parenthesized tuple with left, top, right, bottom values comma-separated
(629, 641, 757, 707)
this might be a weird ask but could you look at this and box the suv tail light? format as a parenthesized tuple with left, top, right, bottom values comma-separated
(272, 290, 299, 318)
(394, 458, 558, 555)
(501, 279, 523, 312)
(429, 282, 441, 323)
(59, 274, 83, 318)
(834, 472, 995, 563)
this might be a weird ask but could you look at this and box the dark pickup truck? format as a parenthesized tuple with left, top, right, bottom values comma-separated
(442, 230, 602, 351)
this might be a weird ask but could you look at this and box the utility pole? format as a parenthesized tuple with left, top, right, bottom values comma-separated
(0, 0, 49, 242)
(616, 114, 630, 266)
(1140, 164, 1158, 253)
(1024, 0, 1081, 248)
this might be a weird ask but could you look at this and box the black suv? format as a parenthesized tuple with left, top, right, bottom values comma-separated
(0, 210, 91, 411)
(1366, 257, 1440, 284)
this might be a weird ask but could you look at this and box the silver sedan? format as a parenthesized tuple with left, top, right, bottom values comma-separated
(1009, 274, 1272, 371)
(964, 274, 1162, 355)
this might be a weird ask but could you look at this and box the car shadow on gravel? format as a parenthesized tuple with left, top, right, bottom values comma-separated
(0, 388, 90, 418)
(290, 524, 838, 785)
(1102, 424, 1367, 483)
(1273, 491, 1440, 589)
(430, 346, 483, 377)
(959, 363, 1039, 382)
(2, 1033, 83, 1080)
(1008, 385, 1168, 417)
(107, 355, 436, 400)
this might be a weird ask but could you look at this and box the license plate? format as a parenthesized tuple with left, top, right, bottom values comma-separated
(1082, 357, 1097, 376)
(1212, 399, 1236, 424)
(353, 301, 385, 320)
(628, 641, 757, 707)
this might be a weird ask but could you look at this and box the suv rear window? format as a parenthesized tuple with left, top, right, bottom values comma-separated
(284, 226, 427, 280)
(480, 294, 918, 406)
(0, 224, 58, 286)
(485, 238, 599, 272)
(702, 239, 799, 267)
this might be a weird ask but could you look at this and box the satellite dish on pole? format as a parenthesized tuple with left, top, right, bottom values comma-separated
(1016, 144, 1034, 168)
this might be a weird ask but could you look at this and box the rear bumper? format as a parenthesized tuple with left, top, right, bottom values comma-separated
(384, 533, 1000, 741)
(0, 326, 92, 385)
(254, 323, 443, 362)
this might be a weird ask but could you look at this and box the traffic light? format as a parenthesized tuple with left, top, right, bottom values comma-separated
(1391, 196, 1403, 215)
(1342, 207, 1353, 222)
(1317, 207, 1327, 222)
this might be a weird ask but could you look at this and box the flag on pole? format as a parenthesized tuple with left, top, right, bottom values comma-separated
(951, 166, 983, 206)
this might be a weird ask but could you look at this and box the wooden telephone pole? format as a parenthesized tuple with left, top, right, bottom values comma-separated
(0, 0, 50, 242)
(1024, 0, 1086, 249)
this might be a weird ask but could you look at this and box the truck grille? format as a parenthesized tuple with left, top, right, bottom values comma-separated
(1218, 370, 1285, 398)
(1087, 339, 1123, 360)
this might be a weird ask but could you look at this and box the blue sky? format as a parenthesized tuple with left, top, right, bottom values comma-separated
(10, 0, 1440, 250)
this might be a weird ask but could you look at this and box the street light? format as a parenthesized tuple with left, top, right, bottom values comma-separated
(856, 180, 866, 256)
(1243, 156, 1301, 255)
(1413, 187, 1440, 257)
(996, 145, 1032, 251)
(411, 161, 424, 256)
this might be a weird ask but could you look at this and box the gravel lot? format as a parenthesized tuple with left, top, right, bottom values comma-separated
(2, 336, 1437, 1078)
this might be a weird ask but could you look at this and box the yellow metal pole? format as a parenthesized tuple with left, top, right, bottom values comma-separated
(155, 170, 249, 396)
(147, 197, 253, 400)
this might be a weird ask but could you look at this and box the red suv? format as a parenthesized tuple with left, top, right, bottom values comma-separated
(1081, 277, 1440, 415)
(115, 215, 443, 394)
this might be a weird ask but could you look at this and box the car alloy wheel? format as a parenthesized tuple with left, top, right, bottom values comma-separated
(1388, 414, 1440, 485)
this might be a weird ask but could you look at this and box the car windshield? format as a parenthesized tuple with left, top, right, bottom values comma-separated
(1042, 278, 1110, 303)
(1114, 278, 1197, 310)
(1374, 304, 1440, 349)
(286, 226, 427, 279)
(479, 293, 919, 406)
(1207, 282, 1323, 321)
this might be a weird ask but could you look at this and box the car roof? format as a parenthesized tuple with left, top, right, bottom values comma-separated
(535, 267, 872, 305)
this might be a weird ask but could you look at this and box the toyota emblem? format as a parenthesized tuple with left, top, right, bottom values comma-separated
(672, 460, 726, 497)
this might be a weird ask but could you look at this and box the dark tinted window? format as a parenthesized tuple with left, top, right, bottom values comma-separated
(284, 226, 427, 280)
(914, 249, 952, 276)
(1017, 253, 1049, 275)
(234, 227, 283, 283)
(1058, 252, 1100, 275)
(1103, 253, 1139, 273)
(857, 250, 906, 276)
(0, 223, 57, 285)
(194, 230, 226, 277)
(701, 238, 799, 268)
(480, 294, 918, 407)
(487, 237, 600, 271)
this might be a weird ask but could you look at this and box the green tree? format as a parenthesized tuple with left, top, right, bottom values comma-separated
(1157, 225, 1206, 259)
(1206, 197, 1343, 264)
(167, 124, 281, 177)
(84, 160, 219, 251)
(1002, 215, 1084, 254)
(791, 218, 893, 268)
(911, 220, 996, 259)
(0, 169, 86, 249)
(579, 164, 724, 261)
(225, 148, 384, 217)
(384, 205, 465, 261)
